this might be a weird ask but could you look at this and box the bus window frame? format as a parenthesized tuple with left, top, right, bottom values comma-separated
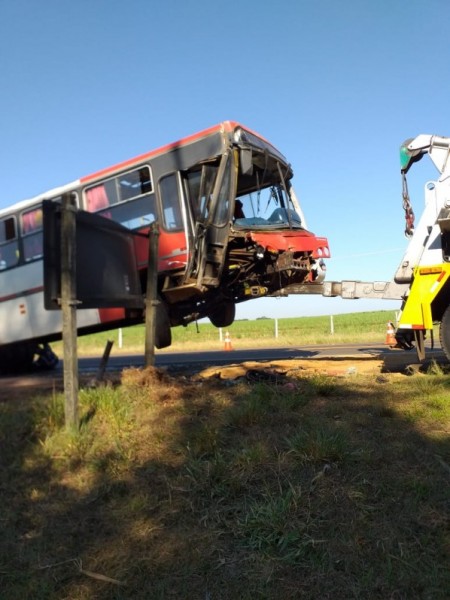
(211, 151, 235, 228)
(20, 204, 44, 263)
(21, 205, 43, 237)
(157, 172, 185, 233)
(0, 214, 19, 270)
(83, 164, 154, 212)
(0, 214, 17, 243)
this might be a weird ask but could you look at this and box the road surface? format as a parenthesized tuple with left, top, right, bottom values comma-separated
(1, 342, 445, 397)
(76, 342, 446, 374)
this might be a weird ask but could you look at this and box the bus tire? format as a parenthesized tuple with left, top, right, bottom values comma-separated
(34, 344, 59, 370)
(439, 304, 450, 362)
(208, 301, 235, 328)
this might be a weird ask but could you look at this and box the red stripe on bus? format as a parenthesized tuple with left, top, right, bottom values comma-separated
(0, 286, 43, 303)
(80, 122, 240, 184)
(98, 308, 126, 323)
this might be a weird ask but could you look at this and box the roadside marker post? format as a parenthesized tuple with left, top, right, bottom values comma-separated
(60, 193, 79, 430)
(144, 222, 160, 367)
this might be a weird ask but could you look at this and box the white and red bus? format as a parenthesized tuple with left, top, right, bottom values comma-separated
(0, 121, 330, 372)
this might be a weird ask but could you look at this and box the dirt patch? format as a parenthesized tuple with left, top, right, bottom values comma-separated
(197, 357, 395, 381)
(0, 375, 61, 403)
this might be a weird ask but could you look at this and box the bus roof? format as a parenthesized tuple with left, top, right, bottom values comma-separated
(0, 121, 280, 218)
(79, 120, 267, 184)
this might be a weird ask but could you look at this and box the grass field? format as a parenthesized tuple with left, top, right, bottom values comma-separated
(0, 346, 449, 598)
(52, 309, 401, 356)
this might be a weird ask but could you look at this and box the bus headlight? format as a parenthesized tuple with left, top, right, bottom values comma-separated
(255, 245, 265, 260)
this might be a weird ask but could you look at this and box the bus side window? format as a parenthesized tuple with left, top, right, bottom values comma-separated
(85, 184, 113, 219)
(83, 166, 153, 227)
(0, 216, 19, 269)
(118, 167, 152, 201)
(86, 185, 109, 211)
(186, 171, 202, 218)
(159, 174, 183, 230)
(21, 207, 43, 262)
(186, 165, 218, 222)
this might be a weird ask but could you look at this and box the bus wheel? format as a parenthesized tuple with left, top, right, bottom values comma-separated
(34, 344, 59, 370)
(439, 304, 450, 362)
(208, 301, 236, 328)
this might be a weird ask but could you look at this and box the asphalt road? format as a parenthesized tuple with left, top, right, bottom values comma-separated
(1, 342, 446, 387)
(77, 342, 447, 374)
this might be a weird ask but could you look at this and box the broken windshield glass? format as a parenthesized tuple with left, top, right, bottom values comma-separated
(232, 183, 302, 230)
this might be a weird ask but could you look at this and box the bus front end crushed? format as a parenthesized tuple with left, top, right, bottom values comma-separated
(225, 227, 329, 303)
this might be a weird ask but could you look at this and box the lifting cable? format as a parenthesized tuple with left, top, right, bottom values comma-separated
(402, 172, 415, 238)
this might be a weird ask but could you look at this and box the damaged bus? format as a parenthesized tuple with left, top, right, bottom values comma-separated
(0, 121, 329, 372)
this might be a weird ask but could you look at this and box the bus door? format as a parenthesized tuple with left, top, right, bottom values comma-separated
(157, 172, 190, 272)
(182, 150, 235, 288)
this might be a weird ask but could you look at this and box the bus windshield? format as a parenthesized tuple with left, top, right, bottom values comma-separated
(229, 132, 304, 231)
(233, 183, 302, 230)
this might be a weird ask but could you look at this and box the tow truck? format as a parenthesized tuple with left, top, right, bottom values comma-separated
(280, 133, 450, 362)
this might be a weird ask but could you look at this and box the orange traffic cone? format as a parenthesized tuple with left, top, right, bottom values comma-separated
(224, 331, 233, 351)
(385, 322, 396, 347)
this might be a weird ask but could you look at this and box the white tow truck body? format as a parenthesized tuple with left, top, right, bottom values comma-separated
(280, 134, 450, 362)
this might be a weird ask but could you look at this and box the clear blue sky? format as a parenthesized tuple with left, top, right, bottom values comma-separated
(1, 0, 449, 320)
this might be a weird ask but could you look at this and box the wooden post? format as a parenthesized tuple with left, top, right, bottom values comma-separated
(60, 194, 79, 429)
(144, 222, 160, 367)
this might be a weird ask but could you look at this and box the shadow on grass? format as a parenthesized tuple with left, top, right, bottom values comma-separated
(0, 365, 449, 599)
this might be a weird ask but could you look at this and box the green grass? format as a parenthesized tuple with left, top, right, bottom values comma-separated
(1, 364, 449, 598)
(285, 424, 350, 463)
(52, 309, 399, 356)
